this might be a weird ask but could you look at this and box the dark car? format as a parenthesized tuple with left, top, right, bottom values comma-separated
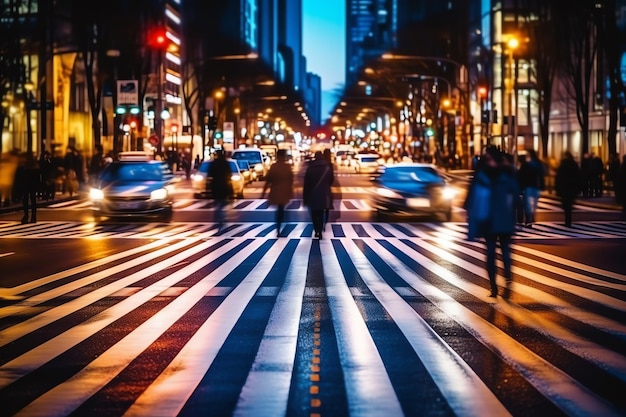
(89, 158, 176, 220)
(371, 163, 457, 221)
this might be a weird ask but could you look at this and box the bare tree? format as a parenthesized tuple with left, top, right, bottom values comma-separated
(597, 0, 621, 156)
(558, 0, 600, 155)
(525, 0, 559, 159)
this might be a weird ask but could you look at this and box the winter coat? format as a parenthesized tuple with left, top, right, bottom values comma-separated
(555, 157, 581, 202)
(303, 157, 334, 210)
(517, 158, 544, 190)
(208, 156, 233, 200)
(263, 160, 294, 206)
(464, 165, 519, 240)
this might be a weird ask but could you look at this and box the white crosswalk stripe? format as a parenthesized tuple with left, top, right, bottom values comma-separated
(1, 220, 625, 240)
(46, 195, 616, 213)
(0, 222, 625, 415)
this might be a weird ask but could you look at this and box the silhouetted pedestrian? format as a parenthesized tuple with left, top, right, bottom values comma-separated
(15, 152, 42, 224)
(303, 151, 334, 239)
(39, 151, 56, 199)
(208, 150, 232, 229)
(589, 153, 604, 197)
(464, 148, 519, 298)
(517, 149, 544, 227)
(88, 144, 105, 185)
(616, 155, 626, 221)
(322, 148, 335, 227)
(555, 151, 581, 227)
(261, 149, 294, 236)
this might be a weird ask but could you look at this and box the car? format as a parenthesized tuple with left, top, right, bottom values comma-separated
(191, 159, 245, 199)
(231, 148, 268, 180)
(371, 163, 457, 221)
(235, 159, 255, 183)
(89, 159, 176, 220)
(353, 153, 382, 174)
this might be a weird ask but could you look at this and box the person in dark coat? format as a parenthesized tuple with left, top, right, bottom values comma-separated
(517, 148, 544, 227)
(464, 148, 519, 298)
(616, 155, 626, 221)
(555, 151, 582, 227)
(208, 150, 232, 228)
(303, 150, 334, 239)
(39, 150, 56, 200)
(262, 149, 294, 236)
(14, 152, 43, 224)
(88, 144, 105, 185)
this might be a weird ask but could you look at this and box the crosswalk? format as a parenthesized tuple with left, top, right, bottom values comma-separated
(1, 222, 625, 416)
(44, 195, 616, 213)
(1, 220, 626, 240)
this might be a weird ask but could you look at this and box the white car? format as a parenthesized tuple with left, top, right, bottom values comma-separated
(231, 148, 268, 180)
(352, 153, 381, 174)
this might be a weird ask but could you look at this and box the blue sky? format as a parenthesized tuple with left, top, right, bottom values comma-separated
(302, 0, 345, 123)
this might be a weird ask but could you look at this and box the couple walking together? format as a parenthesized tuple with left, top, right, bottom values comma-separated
(262, 149, 334, 238)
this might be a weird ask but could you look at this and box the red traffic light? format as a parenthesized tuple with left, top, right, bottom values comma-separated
(148, 27, 168, 49)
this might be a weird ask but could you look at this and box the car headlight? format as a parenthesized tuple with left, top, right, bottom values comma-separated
(150, 188, 169, 200)
(376, 187, 403, 199)
(89, 188, 104, 201)
(191, 173, 203, 181)
(232, 174, 242, 182)
(254, 164, 263, 172)
(442, 186, 457, 200)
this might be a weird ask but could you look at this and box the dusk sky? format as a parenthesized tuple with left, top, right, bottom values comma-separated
(302, 0, 346, 122)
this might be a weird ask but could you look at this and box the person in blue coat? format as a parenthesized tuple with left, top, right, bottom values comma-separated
(464, 147, 520, 298)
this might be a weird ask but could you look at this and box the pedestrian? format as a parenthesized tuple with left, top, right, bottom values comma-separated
(607, 153, 621, 199)
(208, 150, 232, 229)
(464, 147, 519, 298)
(589, 153, 604, 197)
(616, 155, 626, 221)
(88, 144, 105, 185)
(517, 148, 544, 227)
(322, 148, 335, 227)
(14, 152, 43, 224)
(303, 150, 334, 239)
(261, 149, 294, 236)
(555, 151, 582, 227)
(39, 151, 56, 200)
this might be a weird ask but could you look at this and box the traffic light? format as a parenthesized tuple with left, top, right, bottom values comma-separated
(213, 130, 223, 140)
(148, 27, 168, 49)
(208, 116, 217, 130)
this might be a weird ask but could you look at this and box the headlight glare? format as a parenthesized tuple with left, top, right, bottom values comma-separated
(89, 188, 104, 201)
(377, 187, 403, 198)
(442, 186, 457, 200)
(150, 188, 168, 200)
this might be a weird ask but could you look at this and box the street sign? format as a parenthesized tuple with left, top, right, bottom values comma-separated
(148, 134, 159, 146)
(117, 80, 139, 106)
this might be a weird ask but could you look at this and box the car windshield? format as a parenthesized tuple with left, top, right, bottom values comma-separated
(383, 166, 444, 184)
(232, 151, 262, 164)
(360, 156, 378, 163)
(200, 160, 238, 174)
(236, 160, 250, 169)
(101, 162, 164, 181)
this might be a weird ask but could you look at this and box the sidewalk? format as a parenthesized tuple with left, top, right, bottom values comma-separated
(0, 192, 78, 215)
